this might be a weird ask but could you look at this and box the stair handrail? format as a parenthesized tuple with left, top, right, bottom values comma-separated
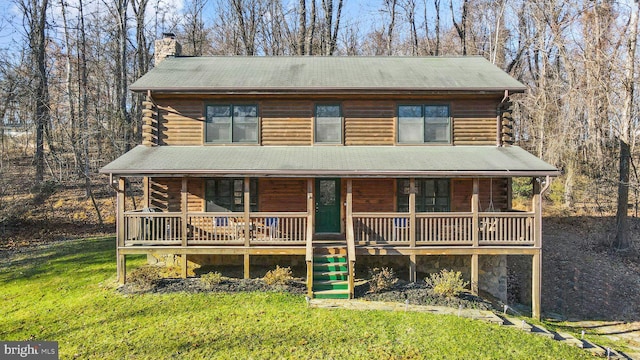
(305, 215, 314, 297)
(346, 214, 356, 298)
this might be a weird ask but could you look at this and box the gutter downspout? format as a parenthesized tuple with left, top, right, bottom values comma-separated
(540, 175, 551, 196)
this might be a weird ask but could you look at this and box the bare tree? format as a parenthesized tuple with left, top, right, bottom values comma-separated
(297, 0, 306, 54)
(182, 0, 208, 56)
(384, 0, 398, 55)
(320, 0, 343, 55)
(232, 0, 260, 55)
(450, 0, 468, 55)
(614, 0, 639, 250)
(400, 0, 418, 55)
(17, 0, 50, 182)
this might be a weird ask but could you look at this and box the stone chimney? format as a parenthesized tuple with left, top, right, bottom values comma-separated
(154, 32, 182, 66)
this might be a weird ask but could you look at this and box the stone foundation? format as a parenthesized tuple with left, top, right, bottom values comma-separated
(355, 255, 507, 302)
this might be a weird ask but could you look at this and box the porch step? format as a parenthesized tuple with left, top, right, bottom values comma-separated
(314, 246, 347, 255)
(313, 280, 349, 291)
(313, 255, 347, 263)
(312, 247, 350, 299)
(313, 289, 350, 299)
(313, 263, 348, 272)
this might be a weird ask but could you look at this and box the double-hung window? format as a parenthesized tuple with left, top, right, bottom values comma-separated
(205, 104, 258, 143)
(315, 105, 342, 144)
(397, 179, 450, 212)
(205, 179, 257, 212)
(397, 105, 450, 144)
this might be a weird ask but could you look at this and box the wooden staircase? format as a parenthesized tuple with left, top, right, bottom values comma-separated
(312, 245, 350, 299)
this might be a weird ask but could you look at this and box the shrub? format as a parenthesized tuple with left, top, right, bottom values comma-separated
(128, 266, 162, 290)
(263, 266, 293, 285)
(425, 269, 468, 298)
(201, 272, 224, 288)
(368, 267, 398, 293)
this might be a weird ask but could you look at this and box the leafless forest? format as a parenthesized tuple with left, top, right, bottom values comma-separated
(0, 0, 639, 247)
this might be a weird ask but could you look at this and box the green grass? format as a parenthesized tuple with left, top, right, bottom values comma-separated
(0, 238, 595, 359)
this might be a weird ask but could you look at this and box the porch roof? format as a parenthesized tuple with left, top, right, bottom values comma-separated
(100, 145, 558, 178)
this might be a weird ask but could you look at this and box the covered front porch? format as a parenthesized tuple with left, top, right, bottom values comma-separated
(102, 145, 558, 319)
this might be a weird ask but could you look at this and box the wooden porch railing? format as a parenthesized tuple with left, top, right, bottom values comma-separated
(123, 210, 535, 247)
(353, 211, 535, 246)
(249, 213, 307, 244)
(124, 211, 183, 245)
(123, 211, 307, 246)
(353, 213, 411, 244)
(416, 212, 474, 245)
(478, 212, 535, 245)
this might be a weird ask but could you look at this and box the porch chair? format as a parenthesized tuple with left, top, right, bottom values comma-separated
(393, 217, 409, 242)
(260, 217, 279, 241)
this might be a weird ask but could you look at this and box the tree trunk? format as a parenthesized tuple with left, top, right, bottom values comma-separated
(298, 0, 306, 55)
(614, 0, 639, 250)
(307, 0, 316, 54)
(22, 0, 50, 182)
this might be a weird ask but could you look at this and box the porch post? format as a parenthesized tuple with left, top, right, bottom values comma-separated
(244, 177, 251, 247)
(181, 178, 188, 279)
(532, 250, 542, 320)
(346, 179, 353, 227)
(346, 179, 356, 296)
(471, 254, 479, 294)
(244, 177, 251, 279)
(532, 177, 542, 319)
(409, 178, 416, 248)
(307, 179, 314, 235)
(409, 178, 417, 282)
(143, 176, 150, 208)
(306, 179, 314, 297)
(116, 177, 126, 284)
(472, 178, 479, 247)
(244, 253, 250, 279)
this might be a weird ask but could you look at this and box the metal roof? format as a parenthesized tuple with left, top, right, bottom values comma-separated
(130, 56, 526, 93)
(100, 145, 558, 177)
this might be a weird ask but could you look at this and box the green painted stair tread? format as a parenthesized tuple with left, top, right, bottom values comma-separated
(313, 281, 349, 291)
(313, 255, 347, 263)
(313, 289, 350, 299)
(313, 264, 348, 271)
(313, 280, 348, 285)
(314, 271, 348, 277)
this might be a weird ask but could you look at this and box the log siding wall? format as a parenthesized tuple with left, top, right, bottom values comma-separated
(147, 96, 502, 146)
(149, 178, 203, 212)
(147, 177, 508, 214)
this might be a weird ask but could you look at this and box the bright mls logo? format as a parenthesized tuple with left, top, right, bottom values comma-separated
(2, 342, 58, 359)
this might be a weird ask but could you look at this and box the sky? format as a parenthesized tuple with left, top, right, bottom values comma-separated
(0, 0, 415, 52)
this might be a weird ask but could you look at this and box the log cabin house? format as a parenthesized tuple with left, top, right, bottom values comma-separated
(100, 34, 558, 319)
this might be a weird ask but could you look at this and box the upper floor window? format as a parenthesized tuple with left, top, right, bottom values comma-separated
(205, 178, 257, 212)
(315, 104, 342, 144)
(397, 105, 450, 144)
(397, 179, 450, 212)
(206, 104, 258, 143)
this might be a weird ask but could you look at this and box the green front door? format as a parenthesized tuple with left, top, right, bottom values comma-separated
(315, 179, 341, 233)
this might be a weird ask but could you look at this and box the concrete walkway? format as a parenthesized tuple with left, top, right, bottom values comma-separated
(309, 298, 504, 323)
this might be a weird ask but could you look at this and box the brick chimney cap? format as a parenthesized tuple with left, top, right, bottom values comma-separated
(162, 32, 176, 39)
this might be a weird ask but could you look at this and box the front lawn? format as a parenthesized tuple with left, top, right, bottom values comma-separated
(0, 237, 593, 359)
